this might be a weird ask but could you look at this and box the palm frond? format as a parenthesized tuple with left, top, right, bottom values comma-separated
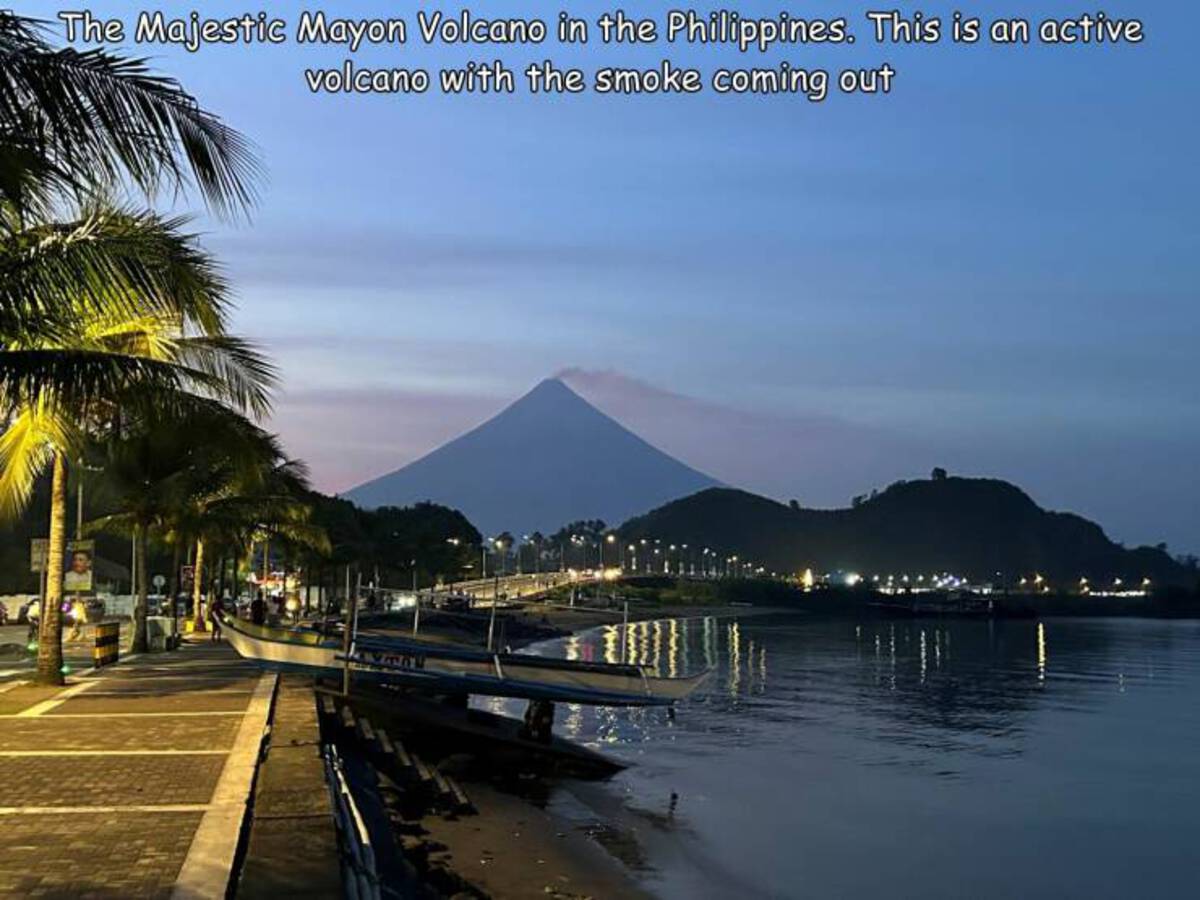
(0, 395, 73, 517)
(0, 207, 231, 342)
(0, 349, 200, 415)
(0, 11, 262, 218)
(173, 334, 276, 419)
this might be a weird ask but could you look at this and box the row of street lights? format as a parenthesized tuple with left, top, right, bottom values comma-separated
(465, 532, 762, 581)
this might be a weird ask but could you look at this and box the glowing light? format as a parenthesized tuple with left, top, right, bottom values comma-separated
(845, 572, 862, 587)
(801, 568, 815, 590)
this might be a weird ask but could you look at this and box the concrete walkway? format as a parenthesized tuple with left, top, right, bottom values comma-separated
(0, 641, 274, 899)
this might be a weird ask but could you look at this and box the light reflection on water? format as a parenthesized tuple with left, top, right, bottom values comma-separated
(488, 613, 1200, 899)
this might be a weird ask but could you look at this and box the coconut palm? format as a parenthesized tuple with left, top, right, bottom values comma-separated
(88, 401, 317, 651)
(0, 13, 262, 681)
(157, 430, 328, 629)
(0, 210, 274, 682)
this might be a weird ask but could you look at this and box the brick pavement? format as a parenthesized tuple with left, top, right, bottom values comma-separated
(0, 642, 275, 898)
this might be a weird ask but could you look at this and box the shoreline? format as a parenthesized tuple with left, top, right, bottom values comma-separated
(363, 600, 771, 898)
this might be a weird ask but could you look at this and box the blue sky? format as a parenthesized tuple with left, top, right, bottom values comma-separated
(53, 2, 1199, 552)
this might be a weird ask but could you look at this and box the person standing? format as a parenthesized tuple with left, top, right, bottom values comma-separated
(250, 590, 266, 626)
(209, 593, 226, 642)
(25, 598, 40, 645)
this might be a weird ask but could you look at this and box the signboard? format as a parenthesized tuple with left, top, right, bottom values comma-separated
(180, 565, 195, 593)
(30, 538, 47, 573)
(31, 539, 96, 593)
(64, 540, 95, 593)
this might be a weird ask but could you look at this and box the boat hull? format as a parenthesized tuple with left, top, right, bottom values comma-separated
(220, 615, 711, 706)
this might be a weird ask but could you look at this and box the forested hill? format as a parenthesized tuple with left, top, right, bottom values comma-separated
(619, 476, 1195, 586)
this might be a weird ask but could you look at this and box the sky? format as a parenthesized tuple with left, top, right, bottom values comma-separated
(50, 2, 1199, 554)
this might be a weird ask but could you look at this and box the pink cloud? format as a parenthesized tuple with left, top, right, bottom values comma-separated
(556, 368, 928, 509)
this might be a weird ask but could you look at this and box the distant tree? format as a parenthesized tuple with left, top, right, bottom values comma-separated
(1156, 542, 1168, 553)
(932, 467, 948, 481)
(789, 499, 800, 511)
(851, 494, 866, 508)
(548, 519, 607, 545)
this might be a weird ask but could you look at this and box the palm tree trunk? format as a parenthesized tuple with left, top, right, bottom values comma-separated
(192, 538, 207, 632)
(130, 525, 149, 653)
(36, 453, 67, 685)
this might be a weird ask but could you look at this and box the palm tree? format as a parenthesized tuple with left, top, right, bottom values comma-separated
(162, 431, 328, 629)
(90, 402, 320, 649)
(0, 211, 274, 682)
(1, 12, 262, 683)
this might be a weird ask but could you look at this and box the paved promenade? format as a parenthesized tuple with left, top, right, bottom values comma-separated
(0, 641, 275, 899)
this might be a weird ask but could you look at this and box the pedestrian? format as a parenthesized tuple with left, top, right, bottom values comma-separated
(25, 598, 40, 645)
(209, 592, 226, 642)
(250, 590, 266, 626)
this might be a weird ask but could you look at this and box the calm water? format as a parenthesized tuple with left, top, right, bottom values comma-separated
(484, 613, 1200, 899)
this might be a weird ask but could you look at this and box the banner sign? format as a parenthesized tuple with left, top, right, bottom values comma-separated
(31, 539, 95, 593)
(64, 540, 95, 593)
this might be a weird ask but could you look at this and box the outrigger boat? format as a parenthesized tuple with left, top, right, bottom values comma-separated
(219, 613, 711, 707)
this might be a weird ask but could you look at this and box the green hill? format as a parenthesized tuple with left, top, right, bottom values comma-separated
(619, 476, 1195, 587)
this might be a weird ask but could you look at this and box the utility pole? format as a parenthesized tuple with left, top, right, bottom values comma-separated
(486, 573, 499, 650)
(411, 559, 421, 636)
(341, 566, 354, 696)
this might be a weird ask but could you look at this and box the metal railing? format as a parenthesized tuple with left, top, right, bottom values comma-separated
(323, 744, 381, 900)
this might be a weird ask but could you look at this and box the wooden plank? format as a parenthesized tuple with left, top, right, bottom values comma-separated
(411, 755, 435, 784)
(356, 717, 376, 743)
(392, 739, 414, 770)
(374, 727, 396, 756)
(444, 775, 474, 813)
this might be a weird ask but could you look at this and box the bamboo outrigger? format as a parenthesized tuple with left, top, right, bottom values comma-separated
(219, 613, 711, 707)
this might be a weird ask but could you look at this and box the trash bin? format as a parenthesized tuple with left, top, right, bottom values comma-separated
(146, 616, 178, 652)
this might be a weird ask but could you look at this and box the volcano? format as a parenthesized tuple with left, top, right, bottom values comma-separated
(344, 378, 720, 535)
